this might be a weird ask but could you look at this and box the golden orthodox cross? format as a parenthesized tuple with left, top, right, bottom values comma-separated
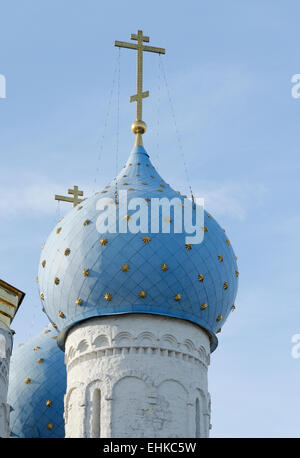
(54, 185, 84, 207)
(115, 30, 165, 145)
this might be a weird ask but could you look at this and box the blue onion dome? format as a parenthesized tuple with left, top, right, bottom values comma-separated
(38, 145, 238, 351)
(7, 326, 66, 438)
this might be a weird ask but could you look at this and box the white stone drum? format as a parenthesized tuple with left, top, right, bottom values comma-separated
(64, 314, 211, 438)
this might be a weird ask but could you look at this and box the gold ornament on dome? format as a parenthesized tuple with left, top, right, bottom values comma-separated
(115, 30, 165, 146)
(55, 185, 84, 207)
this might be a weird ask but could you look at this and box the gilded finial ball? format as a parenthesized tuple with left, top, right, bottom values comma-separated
(131, 120, 147, 135)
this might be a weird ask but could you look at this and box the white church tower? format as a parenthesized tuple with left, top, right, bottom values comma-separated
(0, 280, 24, 438)
(38, 30, 239, 438)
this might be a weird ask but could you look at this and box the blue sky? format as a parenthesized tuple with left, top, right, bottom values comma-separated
(1, 0, 300, 437)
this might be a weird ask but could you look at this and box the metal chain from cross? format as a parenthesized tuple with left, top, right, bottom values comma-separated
(115, 30, 165, 145)
(54, 185, 84, 207)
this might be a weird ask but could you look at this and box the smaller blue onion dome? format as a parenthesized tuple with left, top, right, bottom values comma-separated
(7, 326, 66, 438)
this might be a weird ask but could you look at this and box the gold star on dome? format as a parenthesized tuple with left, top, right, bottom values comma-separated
(104, 293, 112, 301)
(174, 294, 181, 301)
(139, 291, 147, 298)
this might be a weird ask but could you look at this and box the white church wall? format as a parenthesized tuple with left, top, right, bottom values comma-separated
(64, 314, 211, 438)
(0, 327, 12, 438)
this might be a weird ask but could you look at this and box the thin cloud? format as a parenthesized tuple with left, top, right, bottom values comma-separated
(193, 180, 268, 220)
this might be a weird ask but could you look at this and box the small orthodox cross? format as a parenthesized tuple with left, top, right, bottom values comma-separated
(115, 30, 165, 145)
(54, 185, 84, 207)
